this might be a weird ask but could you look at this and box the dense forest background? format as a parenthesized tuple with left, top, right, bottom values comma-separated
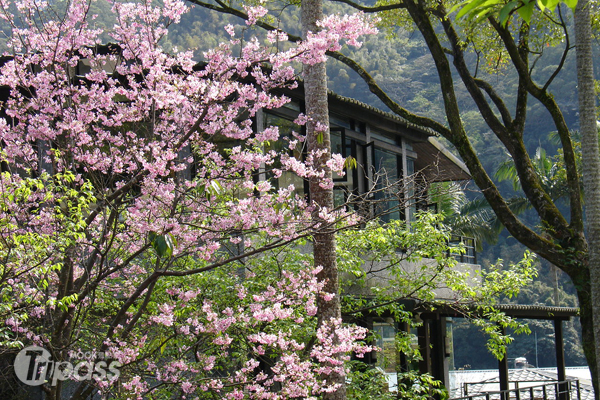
(53, 0, 591, 370)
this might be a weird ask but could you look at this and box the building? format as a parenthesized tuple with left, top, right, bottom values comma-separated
(263, 87, 583, 400)
(261, 87, 471, 222)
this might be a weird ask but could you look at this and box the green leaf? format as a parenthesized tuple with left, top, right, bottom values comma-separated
(472, 2, 505, 23)
(549, 0, 564, 8)
(448, 0, 467, 14)
(344, 156, 357, 169)
(499, 1, 519, 26)
(562, 0, 577, 10)
(208, 180, 222, 196)
(149, 232, 175, 258)
(516, 1, 535, 23)
(454, 0, 494, 19)
(316, 132, 324, 144)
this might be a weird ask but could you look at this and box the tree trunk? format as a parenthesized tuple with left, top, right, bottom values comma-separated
(575, 0, 600, 397)
(301, 1, 346, 398)
(576, 279, 598, 398)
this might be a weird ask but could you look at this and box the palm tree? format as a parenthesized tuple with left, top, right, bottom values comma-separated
(441, 145, 576, 251)
(430, 182, 499, 251)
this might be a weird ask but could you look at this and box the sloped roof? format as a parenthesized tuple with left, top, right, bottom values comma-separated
(326, 91, 438, 137)
(414, 302, 579, 321)
(492, 304, 580, 319)
(482, 368, 566, 383)
(325, 92, 471, 182)
(412, 137, 471, 182)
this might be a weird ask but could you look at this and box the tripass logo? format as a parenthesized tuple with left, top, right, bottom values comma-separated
(14, 346, 121, 386)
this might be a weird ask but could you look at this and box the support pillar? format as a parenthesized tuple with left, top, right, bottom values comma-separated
(398, 321, 410, 374)
(418, 318, 431, 375)
(554, 319, 568, 400)
(498, 325, 509, 400)
(430, 316, 449, 388)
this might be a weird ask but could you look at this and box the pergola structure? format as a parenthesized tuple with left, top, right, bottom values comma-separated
(393, 301, 580, 398)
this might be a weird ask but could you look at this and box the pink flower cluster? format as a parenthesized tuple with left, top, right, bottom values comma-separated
(92, 267, 372, 399)
(0, 0, 378, 398)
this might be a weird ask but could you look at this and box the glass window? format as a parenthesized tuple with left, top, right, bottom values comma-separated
(406, 157, 416, 223)
(331, 129, 345, 157)
(330, 115, 352, 130)
(373, 322, 398, 373)
(463, 238, 476, 264)
(448, 236, 477, 264)
(283, 100, 301, 112)
(371, 130, 401, 147)
(373, 146, 401, 222)
(332, 129, 360, 209)
(350, 120, 366, 134)
(333, 187, 346, 208)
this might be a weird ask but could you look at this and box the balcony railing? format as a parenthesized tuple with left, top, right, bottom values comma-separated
(450, 380, 581, 400)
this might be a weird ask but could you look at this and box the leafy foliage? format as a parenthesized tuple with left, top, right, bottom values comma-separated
(453, 0, 578, 26)
(338, 212, 538, 364)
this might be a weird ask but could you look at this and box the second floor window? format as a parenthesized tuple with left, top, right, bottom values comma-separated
(259, 109, 422, 225)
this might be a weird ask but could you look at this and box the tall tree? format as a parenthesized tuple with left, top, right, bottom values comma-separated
(301, 0, 346, 398)
(574, 0, 600, 391)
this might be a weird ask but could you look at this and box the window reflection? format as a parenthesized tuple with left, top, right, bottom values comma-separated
(373, 322, 399, 373)
(373, 147, 401, 223)
(331, 129, 358, 209)
(261, 111, 421, 225)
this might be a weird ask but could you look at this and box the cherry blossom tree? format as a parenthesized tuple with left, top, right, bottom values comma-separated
(0, 0, 378, 398)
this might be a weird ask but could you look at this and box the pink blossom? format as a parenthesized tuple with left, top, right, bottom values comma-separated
(242, 4, 268, 26)
(181, 381, 195, 394)
(0, 0, 378, 397)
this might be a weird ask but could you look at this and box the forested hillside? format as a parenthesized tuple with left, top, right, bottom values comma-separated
(4, 0, 581, 197)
